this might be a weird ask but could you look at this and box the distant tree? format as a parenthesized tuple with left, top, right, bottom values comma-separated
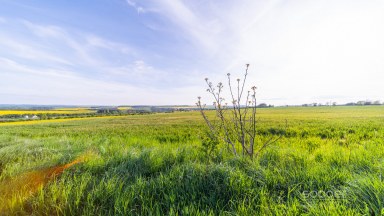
(373, 100, 381, 105)
(39, 113, 48, 120)
(345, 102, 356, 106)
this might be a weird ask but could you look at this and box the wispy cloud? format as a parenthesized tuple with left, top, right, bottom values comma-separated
(156, 0, 218, 51)
(0, 57, 76, 79)
(85, 35, 134, 55)
(18, 20, 147, 74)
(139, 0, 384, 105)
(1, 0, 384, 105)
(126, 0, 147, 13)
(23, 20, 103, 66)
(0, 56, 200, 105)
(0, 56, 139, 104)
(20, 20, 143, 69)
(0, 34, 72, 66)
(125, 0, 221, 54)
(0, 17, 195, 104)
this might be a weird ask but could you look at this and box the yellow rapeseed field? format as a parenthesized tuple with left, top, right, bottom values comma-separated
(0, 116, 121, 126)
(0, 108, 94, 116)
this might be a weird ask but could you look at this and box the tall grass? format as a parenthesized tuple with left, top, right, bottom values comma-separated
(0, 106, 383, 215)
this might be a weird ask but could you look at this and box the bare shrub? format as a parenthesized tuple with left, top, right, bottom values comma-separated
(196, 64, 283, 159)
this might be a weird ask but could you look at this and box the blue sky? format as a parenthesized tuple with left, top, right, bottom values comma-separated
(1, 0, 384, 105)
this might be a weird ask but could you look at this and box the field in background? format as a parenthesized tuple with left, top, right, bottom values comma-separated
(0, 106, 384, 215)
(0, 108, 94, 116)
(0, 116, 124, 126)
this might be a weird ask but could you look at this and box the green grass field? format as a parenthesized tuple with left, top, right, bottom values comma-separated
(1, 106, 384, 215)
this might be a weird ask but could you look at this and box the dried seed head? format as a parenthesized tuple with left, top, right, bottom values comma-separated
(198, 96, 201, 100)
(205, 78, 208, 81)
(246, 63, 250, 68)
(237, 78, 240, 82)
(227, 73, 231, 76)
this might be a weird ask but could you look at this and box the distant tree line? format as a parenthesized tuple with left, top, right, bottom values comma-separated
(257, 103, 274, 108)
(96, 106, 181, 114)
(345, 100, 382, 106)
(302, 100, 382, 107)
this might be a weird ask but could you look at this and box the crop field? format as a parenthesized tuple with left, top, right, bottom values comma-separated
(0, 108, 94, 116)
(0, 116, 124, 127)
(0, 106, 384, 215)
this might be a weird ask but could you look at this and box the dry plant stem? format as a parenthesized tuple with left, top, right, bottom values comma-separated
(197, 64, 282, 159)
(197, 96, 237, 155)
(197, 100, 215, 134)
(229, 65, 251, 156)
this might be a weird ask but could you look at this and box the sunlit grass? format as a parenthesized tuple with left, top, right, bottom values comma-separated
(0, 106, 383, 215)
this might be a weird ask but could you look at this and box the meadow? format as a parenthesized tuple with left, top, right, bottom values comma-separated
(0, 106, 384, 215)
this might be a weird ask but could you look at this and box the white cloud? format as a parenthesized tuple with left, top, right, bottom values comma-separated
(0, 57, 77, 79)
(0, 58, 201, 105)
(85, 34, 135, 55)
(0, 34, 72, 65)
(2, 1, 384, 105)
(126, 0, 384, 105)
(23, 20, 106, 66)
(127, 0, 222, 54)
(126, 0, 147, 13)
(0, 57, 163, 105)
(186, 0, 384, 105)
(102, 59, 194, 88)
(0, 18, 197, 104)
(20, 20, 138, 68)
(1, 19, 134, 85)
